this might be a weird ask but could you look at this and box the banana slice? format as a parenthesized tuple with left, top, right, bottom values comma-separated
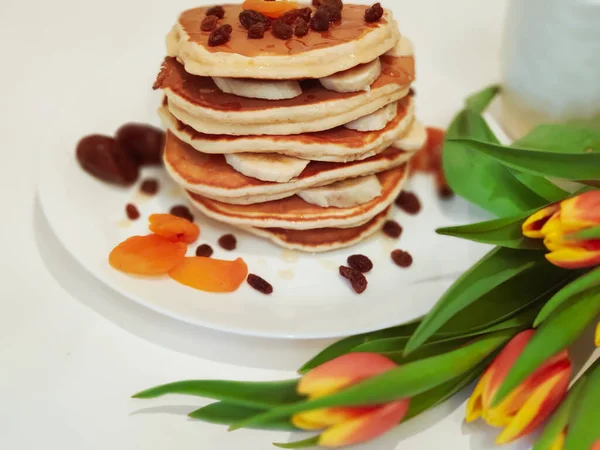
(344, 102, 398, 132)
(298, 175, 382, 208)
(225, 153, 309, 183)
(212, 77, 302, 100)
(385, 35, 414, 57)
(319, 58, 382, 93)
(395, 121, 427, 151)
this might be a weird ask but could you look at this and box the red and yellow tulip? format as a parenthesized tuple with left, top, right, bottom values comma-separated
(466, 330, 572, 444)
(293, 353, 410, 448)
(523, 191, 600, 269)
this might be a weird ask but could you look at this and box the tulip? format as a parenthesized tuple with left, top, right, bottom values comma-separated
(293, 353, 411, 448)
(596, 322, 600, 348)
(466, 330, 572, 444)
(545, 432, 600, 450)
(522, 191, 600, 269)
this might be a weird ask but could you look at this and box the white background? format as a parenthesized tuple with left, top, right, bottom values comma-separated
(1, 0, 597, 449)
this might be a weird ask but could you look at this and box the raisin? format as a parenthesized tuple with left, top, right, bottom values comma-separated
(76, 134, 139, 186)
(208, 25, 232, 47)
(201, 15, 219, 31)
(310, 9, 330, 31)
(169, 205, 194, 223)
(195, 244, 214, 257)
(206, 5, 225, 19)
(294, 18, 309, 37)
(115, 123, 165, 166)
(365, 2, 384, 23)
(280, 7, 312, 25)
(347, 255, 373, 273)
(313, 0, 343, 8)
(247, 274, 273, 295)
(218, 234, 237, 251)
(140, 178, 159, 195)
(339, 266, 368, 294)
(391, 249, 413, 268)
(239, 9, 269, 29)
(248, 22, 266, 39)
(319, 4, 341, 22)
(272, 20, 293, 40)
(126, 203, 140, 220)
(395, 191, 422, 215)
(408, 87, 416, 97)
(382, 220, 403, 238)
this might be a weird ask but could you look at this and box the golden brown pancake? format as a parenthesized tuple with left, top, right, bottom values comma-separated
(186, 165, 409, 229)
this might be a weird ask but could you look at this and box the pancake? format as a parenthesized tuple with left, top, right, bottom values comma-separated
(164, 131, 415, 204)
(243, 209, 390, 252)
(166, 4, 398, 79)
(186, 165, 409, 229)
(155, 55, 415, 135)
(159, 94, 415, 162)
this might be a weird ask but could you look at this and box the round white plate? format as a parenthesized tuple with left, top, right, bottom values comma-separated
(35, 11, 489, 339)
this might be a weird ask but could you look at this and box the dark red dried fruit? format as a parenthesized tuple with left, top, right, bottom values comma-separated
(391, 249, 413, 268)
(195, 244, 214, 257)
(206, 5, 225, 19)
(319, 4, 341, 21)
(208, 25, 232, 47)
(339, 266, 368, 294)
(294, 18, 309, 37)
(347, 255, 373, 273)
(395, 191, 422, 215)
(310, 9, 330, 31)
(76, 134, 139, 186)
(140, 178, 159, 195)
(248, 22, 266, 39)
(201, 15, 219, 31)
(115, 123, 165, 166)
(313, 0, 343, 8)
(125, 203, 140, 220)
(239, 9, 270, 29)
(218, 234, 237, 251)
(408, 87, 416, 97)
(382, 220, 403, 238)
(247, 274, 273, 295)
(280, 7, 312, 25)
(365, 2, 384, 22)
(169, 205, 194, 223)
(272, 20, 293, 39)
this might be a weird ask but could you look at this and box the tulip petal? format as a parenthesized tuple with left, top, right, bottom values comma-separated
(540, 212, 564, 241)
(523, 205, 561, 238)
(297, 353, 397, 399)
(592, 440, 600, 450)
(495, 361, 571, 444)
(546, 246, 600, 269)
(466, 371, 488, 423)
(318, 399, 410, 448)
(548, 430, 565, 450)
(560, 191, 600, 232)
(595, 322, 600, 348)
(292, 406, 380, 430)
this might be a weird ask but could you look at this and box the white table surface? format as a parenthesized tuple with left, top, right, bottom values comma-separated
(1, 0, 597, 449)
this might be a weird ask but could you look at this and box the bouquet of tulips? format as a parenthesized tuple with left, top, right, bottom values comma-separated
(133, 87, 600, 450)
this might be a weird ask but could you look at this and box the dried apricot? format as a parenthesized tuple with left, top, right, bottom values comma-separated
(109, 235, 187, 276)
(148, 214, 200, 244)
(242, 0, 298, 19)
(169, 257, 249, 293)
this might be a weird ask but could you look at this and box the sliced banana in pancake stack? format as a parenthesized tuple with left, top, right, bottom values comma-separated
(155, 2, 426, 252)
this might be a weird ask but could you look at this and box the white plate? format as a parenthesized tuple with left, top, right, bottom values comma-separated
(36, 5, 490, 339)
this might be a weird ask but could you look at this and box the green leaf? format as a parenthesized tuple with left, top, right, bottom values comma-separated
(274, 437, 320, 449)
(533, 374, 589, 450)
(566, 226, 600, 241)
(189, 402, 297, 431)
(465, 85, 501, 114)
(510, 170, 570, 203)
(298, 318, 422, 374)
(514, 124, 600, 154)
(405, 247, 545, 354)
(132, 379, 302, 408)
(534, 267, 600, 326)
(230, 332, 514, 430)
(493, 287, 600, 405)
(450, 139, 600, 180)
(443, 110, 547, 217)
(564, 361, 600, 450)
(437, 209, 544, 250)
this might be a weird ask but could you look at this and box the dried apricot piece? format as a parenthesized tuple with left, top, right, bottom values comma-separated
(169, 257, 249, 293)
(109, 235, 187, 275)
(243, 0, 298, 19)
(148, 214, 200, 244)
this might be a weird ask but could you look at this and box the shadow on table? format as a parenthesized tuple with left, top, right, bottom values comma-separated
(33, 197, 333, 372)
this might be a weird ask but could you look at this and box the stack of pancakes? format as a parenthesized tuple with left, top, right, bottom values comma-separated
(156, 3, 425, 252)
